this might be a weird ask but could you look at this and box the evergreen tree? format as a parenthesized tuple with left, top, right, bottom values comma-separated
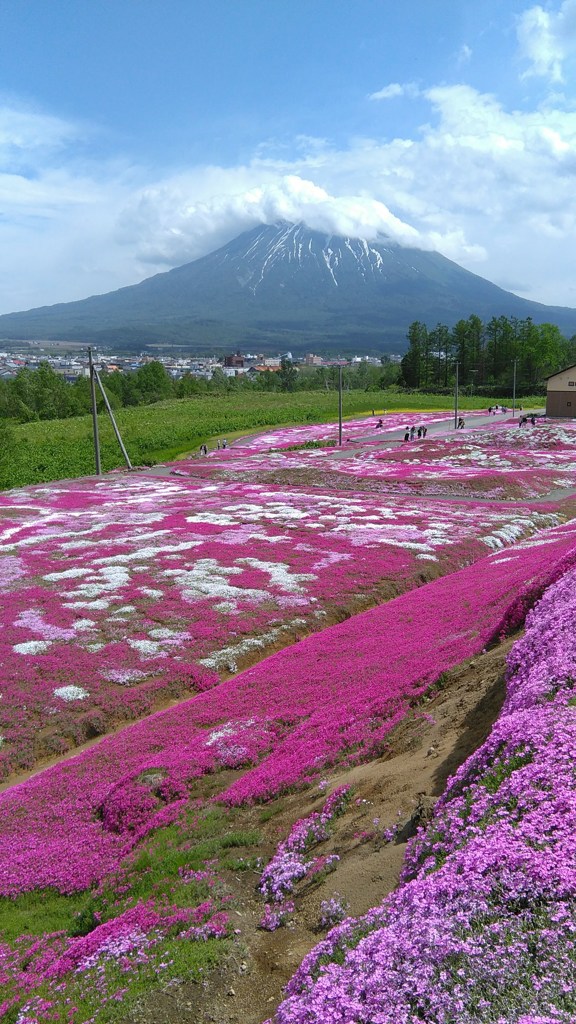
(278, 358, 298, 392)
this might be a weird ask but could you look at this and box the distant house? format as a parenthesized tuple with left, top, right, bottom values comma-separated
(247, 364, 281, 376)
(224, 353, 244, 369)
(546, 364, 576, 418)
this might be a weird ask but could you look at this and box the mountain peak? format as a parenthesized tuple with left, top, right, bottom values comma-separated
(1, 223, 575, 353)
(204, 220, 396, 295)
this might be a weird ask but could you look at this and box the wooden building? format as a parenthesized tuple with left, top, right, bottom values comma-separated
(546, 363, 576, 418)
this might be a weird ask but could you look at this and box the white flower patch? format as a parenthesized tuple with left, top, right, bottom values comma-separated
(480, 513, 561, 551)
(93, 538, 201, 564)
(43, 567, 91, 581)
(63, 599, 111, 610)
(13, 640, 52, 655)
(205, 716, 256, 747)
(102, 668, 147, 684)
(72, 618, 96, 631)
(148, 627, 188, 640)
(127, 639, 164, 657)
(53, 685, 89, 701)
(199, 621, 305, 671)
(216, 528, 288, 546)
(59, 539, 99, 550)
(236, 557, 316, 594)
(140, 587, 163, 599)
(163, 559, 269, 603)
(185, 512, 238, 526)
(214, 601, 238, 613)
(112, 606, 136, 614)
(86, 643, 105, 651)
(61, 565, 132, 600)
(221, 502, 310, 523)
(206, 723, 237, 745)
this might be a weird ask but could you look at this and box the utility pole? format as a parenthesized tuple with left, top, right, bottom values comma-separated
(338, 363, 343, 446)
(512, 358, 517, 418)
(87, 346, 133, 473)
(93, 369, 133, 470)
(88, 346, 102, 476)
(453, 361, 459, 429)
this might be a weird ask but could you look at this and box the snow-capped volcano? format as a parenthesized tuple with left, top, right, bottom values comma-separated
(202, 221, 397, 294)
(1, 221, 575, 352)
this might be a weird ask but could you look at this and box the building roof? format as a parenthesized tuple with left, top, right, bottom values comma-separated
(545, 363, 576, 381)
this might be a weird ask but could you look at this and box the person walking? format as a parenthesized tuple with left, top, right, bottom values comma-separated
(403, 428, 410, 442)
(409, 425, 416, 441)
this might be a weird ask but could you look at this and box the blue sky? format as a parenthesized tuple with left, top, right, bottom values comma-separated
(1, 0, 576, 316)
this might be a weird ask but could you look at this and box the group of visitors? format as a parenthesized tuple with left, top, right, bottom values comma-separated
(488, 404, 510, 415)
(403, 425, 428, 442)
(457, 417, 466, 430)
(518, 414, 537, 427)
(199, 439, 228, 456)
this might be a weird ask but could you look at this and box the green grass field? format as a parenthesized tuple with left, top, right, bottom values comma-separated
(2, 390, 543, 489)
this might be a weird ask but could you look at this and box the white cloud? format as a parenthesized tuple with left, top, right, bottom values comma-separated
(109, 92, 575, 307)
(0, 103, 146, 309)
(0, 103, 82, 163)
(2, 77, 576, 314)
(116, 174, 430, 267)
(457, 44, 473, 65)
(517, 0, 576, 81)
(369, 82, 420, 101)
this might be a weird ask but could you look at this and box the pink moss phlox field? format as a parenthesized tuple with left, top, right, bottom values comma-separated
(175, 420, 576, 500)
(0, 895, 230, 1020)
(1, 465, 563, 776)
(2, 517, 576, 897)
(47, 901, 191, 978)
(266, 566, 576, 1023)
(225, 411, 492, 451)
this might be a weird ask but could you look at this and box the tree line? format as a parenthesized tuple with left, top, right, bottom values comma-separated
(400, 315, 576, 395)
(1, 312, 573, 427)
(0, 358, 400, 423)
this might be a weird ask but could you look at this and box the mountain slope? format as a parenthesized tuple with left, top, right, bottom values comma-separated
(1, 222, 575, 353)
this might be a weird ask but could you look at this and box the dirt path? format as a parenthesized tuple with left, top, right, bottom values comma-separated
(126, 638, 512, 1024)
